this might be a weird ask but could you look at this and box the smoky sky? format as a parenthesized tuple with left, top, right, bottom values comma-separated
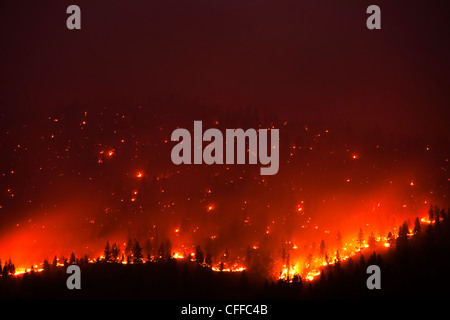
(1, 0, 449, 136)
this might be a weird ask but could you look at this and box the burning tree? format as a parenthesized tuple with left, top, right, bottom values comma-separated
(357, 228, 364, 250)
(387, 232, 394, 246)
(368, 232, 376, 249)
(125, 238, 134, 257)
(336, 231, 343, 249)
(111, 243, 120, 261)
(319, 239, 326, 256)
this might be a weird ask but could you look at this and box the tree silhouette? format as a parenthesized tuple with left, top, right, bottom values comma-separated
(428, 204, 434, 221)
(368, 232, 376, 249)
(104, 241, 112, 262)
(69, 252, 76, 265)
(306, 253, 313, 271)
(164, 238, 172, 260)
(43, 259, 50, 272)
(335, 231, 343, 249)
(1, 261, 7, 277)
(319, 239, 326, 256)
(111, 243, 120, 262)
(397, 221, 409, 248)
(144, 238, 152, 256)
(2, 259, 16, 276)
(157, 241, 166, 261)
(195, 245, 204, 264)
(125, 238, 134, 256)
(324, 253, 330, 266)
(335, 250, 341, 266)
(52, 255, 58, 268)
(357, 228, 364, 250)
(387, 231, 394, 246)
(205, 252, 212, 267)
(133, 241, 144, 263)
(9, 259, 15, 275)
(434, 209, 441, 229)
(440, 208, 448, 222)
(413, 217, 421, 236)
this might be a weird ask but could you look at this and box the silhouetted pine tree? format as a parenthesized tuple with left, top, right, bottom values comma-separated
(144, 238, 152, 256)
(104, 241, 112, 262)
(164, 238, 172, 260)
(428, 204, 434, 221)
(195, 245, 204, 264)
(52, 255, 58, 268)
(125, 238, 134, 256)
(397, 221, 409, 248)
(357, 228, 364, 250)
(205, 252, 212, 267)
(413, 217, 421, 236)
(319, 239, 326, 255)
(387, 231, 394, 246)
(69, 252, 76, 265)
(111, 243, 120, 261)
(133, 241, 144, 263)
(368, 232, 376, 249)
(336, 231, 343, 249)
(157, 242, 166, 261)
(43, 259, 50, 272)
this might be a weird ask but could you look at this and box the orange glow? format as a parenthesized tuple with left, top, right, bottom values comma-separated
(173, 252, 184, 259)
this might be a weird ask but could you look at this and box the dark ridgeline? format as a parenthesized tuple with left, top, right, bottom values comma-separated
(1, 206, 450, 300)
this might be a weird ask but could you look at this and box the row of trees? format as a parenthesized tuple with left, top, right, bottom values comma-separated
(31, 204, 450, 280)
(37, 237, 221, 275)
(0, 259, 16, 277)
(103, 239, 215, 267)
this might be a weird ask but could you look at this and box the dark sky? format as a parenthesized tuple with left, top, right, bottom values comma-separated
(1, 0, 449, 136)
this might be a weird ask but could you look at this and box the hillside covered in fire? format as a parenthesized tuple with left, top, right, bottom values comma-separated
(1, 0, 449, 301)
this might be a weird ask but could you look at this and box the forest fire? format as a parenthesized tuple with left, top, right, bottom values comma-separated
(0, 0, 448, 303)
(0, 97, 447, 301)
(4, 211, 439, 285)
(0, 62, 448, 295)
